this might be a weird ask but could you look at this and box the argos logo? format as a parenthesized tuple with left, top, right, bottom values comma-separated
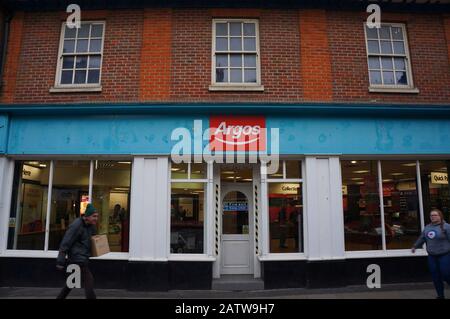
(210, 116, 266, 151)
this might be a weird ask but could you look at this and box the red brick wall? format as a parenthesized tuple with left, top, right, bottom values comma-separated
(9, 10, 142, 104)
(328, 11, 450, 103)
(170, 8, 302, 102)
(299, 10, 333, 101)
(1, 11, 23, 103)
(140, 9, 172, 101)
(2, 8, 450, 105)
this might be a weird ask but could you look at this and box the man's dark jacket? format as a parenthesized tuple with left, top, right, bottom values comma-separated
(56, 217, 96, 265)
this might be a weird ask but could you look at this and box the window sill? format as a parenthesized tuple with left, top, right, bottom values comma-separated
(50, 86, 102, 93)
(368, 87, 419, 94)
(209, 84, 264, 92)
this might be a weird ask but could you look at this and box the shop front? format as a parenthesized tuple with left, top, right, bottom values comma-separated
(0, 104, 449, 290)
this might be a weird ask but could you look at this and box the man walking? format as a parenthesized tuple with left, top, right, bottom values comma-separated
(56, 204, 98, 299)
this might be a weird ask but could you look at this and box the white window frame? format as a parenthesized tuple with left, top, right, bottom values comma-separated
(262, 160, 306, 259)
(2, 159, 131, 260)
(210, 19, 264, 91)
(343, 159, 426, 258)
(363, 23, 418, 93)
(51, 21, 105, 93)
(169, 161, 211, 258)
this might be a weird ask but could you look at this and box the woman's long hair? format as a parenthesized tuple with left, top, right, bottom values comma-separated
(430, 209, 446, 233)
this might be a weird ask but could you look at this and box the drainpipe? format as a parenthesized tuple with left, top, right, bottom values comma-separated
(0, 9, 13, 89)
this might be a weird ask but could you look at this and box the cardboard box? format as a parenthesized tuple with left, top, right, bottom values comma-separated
(91, 234, 110, 257)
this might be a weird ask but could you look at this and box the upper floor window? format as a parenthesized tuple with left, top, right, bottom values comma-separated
(54, 22, 105, 89)
(364, 24, 416, 91)
(211, 19, 263, 91)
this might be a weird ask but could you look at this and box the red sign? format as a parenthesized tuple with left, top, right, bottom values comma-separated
(209, 116, 266, 151)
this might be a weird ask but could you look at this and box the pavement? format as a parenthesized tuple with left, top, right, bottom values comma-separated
(0, 282, 449, 299)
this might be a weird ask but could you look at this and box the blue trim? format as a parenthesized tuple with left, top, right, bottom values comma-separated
(1, 102, 450, 117)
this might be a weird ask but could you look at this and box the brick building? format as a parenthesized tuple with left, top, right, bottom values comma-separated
(0, 0, 449, 290)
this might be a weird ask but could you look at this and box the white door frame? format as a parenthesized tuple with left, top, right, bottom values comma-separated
(220, 182, 254, 275)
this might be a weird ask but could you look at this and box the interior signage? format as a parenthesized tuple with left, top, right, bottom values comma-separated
(431, 172, 448, 185)
(210, 116, 266, 151)
(223, 202, 248, 212)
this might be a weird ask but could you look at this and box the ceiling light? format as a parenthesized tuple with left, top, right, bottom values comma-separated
(402, 163, 416, 167)
(39, 164, 47, 168)
(351, 178, 364, 181)
(222, 171, 235, 174)
(391, 173, 404, 176)
(270, 173, 283, 177)
(118, 161, 131, 164)
(242, 179, 253, 181)
(351, 161, 357, 164)
(383, 179, 393, 182)
(353, 170, 369, 174)
(171, 168, 180, 171)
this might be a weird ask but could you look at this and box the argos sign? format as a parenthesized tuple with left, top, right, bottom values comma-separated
(209, 116, 266, 151)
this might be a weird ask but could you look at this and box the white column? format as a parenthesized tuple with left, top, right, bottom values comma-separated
(304, 156, 345, 260)
(129, 157, 170, 261)
(0, 157, 15, 253)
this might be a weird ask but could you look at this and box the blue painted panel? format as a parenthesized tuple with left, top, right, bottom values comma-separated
(268, 117, 450, 155)
(8, 115, 210, 155)
(0, 115, 8, 154)
(6, 114, 450, 155)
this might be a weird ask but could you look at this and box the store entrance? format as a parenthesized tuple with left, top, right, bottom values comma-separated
(220, 165, 254, 275)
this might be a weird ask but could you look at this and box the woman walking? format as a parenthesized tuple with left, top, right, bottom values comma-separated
(412, 209, 450, 299)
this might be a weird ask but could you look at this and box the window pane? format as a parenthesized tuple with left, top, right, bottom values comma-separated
(222, 191, 249, 235)
(63, 40, 75, 53)
(89, 39, 102, 53)
(91, 24, 104, 38)
(75, 56, 88, 69)
(381, 161, 420, 250)
(393, 42, 405, 54)
(64, 26, 77, 39)
(380, 41, 393, 54)
(62, 56, 74, 69)
(191, 163, 206, 179)
(171, 183, 205, 253)
(369, 71, 382, 85)
(77, 24, 90, 38)
(216, 68, 228, 83)
(396, 71, 408, 85)
(379, 26, 391, 40)
(244, 54, 256, 68)
(61, 70, 73, 84)
(244, 69, 257, 83)
(269, 183, 303, 253)
(419, 161, 450, 223)
(341, 160, 382, 251)
(48, 161, 90, 250)
(381, 57, 393, 70)
(171, 162, 189, 179)
(89, 55, 101, 68)
(244, 38, 256, 51)
(74, 70, 87, 84)
(92, 161, 131, 252)
(391, 27, 404, 40)
(216, 23, 228, 36)
(216, 37, 228, 51)
(243, 23, 255, 36)
(367, 40, 380, 54)
(268, 161, 283, 178)
(286, 160, 302, 179)
(76, 39, 89, 53)
(366, 26, 378, 39)
(394, 57, 406, 70)
(230, 69, 242, 82)
(230, 54, 242, 67)
(215, 54, 228, 68)
(87, 69, 100, 84)
(230, 37, 242, 51)
(368, 57, 380, 69)
(230, 22, 242, 36)
(7, 161, 50, 250)
(383, 71, 395, 85)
